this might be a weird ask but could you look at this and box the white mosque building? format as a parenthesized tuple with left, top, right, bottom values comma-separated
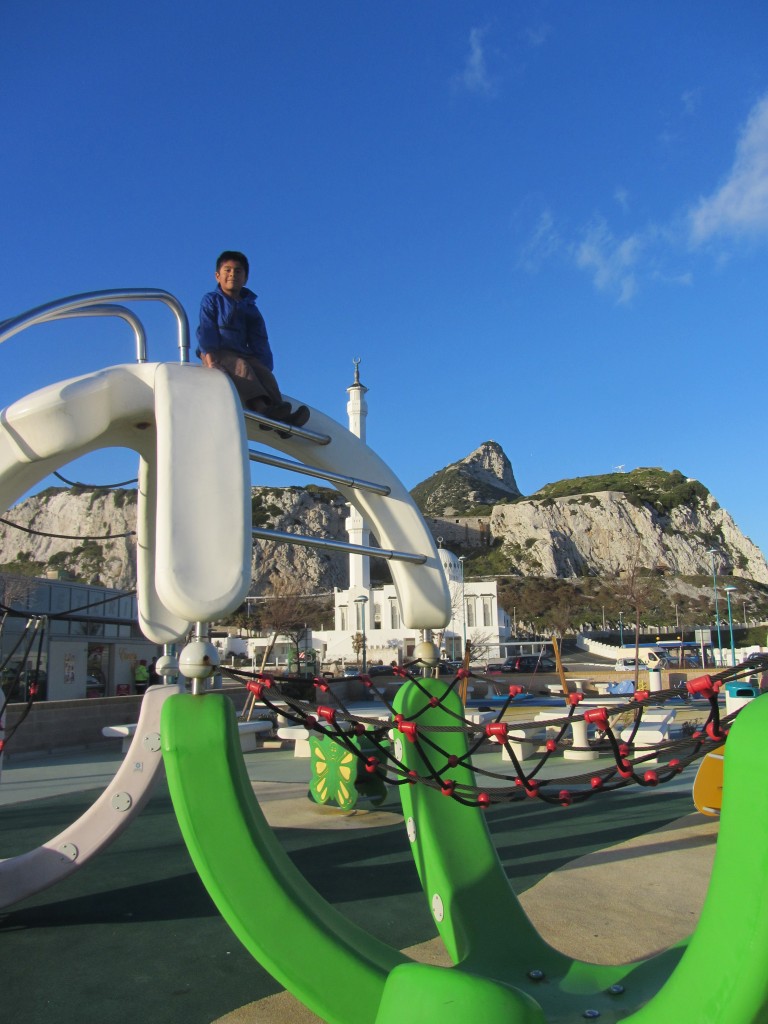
(306, 362, 512, 669)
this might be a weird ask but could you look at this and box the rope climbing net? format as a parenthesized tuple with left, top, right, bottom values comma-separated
(223, 657, 767, 808)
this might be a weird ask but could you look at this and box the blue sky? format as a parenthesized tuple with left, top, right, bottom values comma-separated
(2, 2, 768, 558)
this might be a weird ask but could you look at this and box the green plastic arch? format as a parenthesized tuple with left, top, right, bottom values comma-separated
(162, 687, 768, 1024)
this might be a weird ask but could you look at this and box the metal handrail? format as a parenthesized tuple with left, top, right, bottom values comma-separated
(249, 448, 391, 495)
(252, 526, 427, 565)
(243, 409, 330, 445)
(0, 288, 190, 363)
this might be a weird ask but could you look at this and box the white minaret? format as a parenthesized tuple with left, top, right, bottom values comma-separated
(346, 358, 370, 591)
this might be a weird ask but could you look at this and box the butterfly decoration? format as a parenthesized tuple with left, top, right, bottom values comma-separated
(309, 733, 389, 809)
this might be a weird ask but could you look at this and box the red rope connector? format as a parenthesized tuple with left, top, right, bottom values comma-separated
(584, 707, 608, 730)
(706, 722, 727, 742)
(313, 677, 330, 693)
(360, 673, 372, 687)
(393, 665, 408, 678)
(457, 667, 470, 679)
(317, 706, 336, 725)
(619, 742, 631, 758)
(687, 675, 716, 699)
(408, 770, 418, 785)
(447, 755, 459, 767)
(441, 779, 455, 797)
(477, 791, 491, 809)
(304, 715, 318, 731)
(569, 691, 585, 706)
(618, 759, 634, 779)
(508, 684, 524, 698)
(633, 690, 650, 703)
(545, 739, 557, 752)
(525, 779, 539, 798)
(590, 776, 604, 790)
(485, 722, 509, 742)
(246, 679, 271, 700)
(365, 757, 379, 774)
(353, 722, 366, 736)
(644, 770, 659, 786)
(429, 696, 440, 707)
(559, 789, 572, 807)
(396, 718, 418, 743)
(668, 758, 682, 773)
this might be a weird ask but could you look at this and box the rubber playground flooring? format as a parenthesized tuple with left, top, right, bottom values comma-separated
(0, 744, 708, 1024)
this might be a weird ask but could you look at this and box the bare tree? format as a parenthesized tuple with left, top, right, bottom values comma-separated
(256, 575, 318, 672)
(606, 548, 663, 685)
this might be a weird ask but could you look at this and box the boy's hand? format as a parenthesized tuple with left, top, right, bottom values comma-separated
(201, 352, 222, 370)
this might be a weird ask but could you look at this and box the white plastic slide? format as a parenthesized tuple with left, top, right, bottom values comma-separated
(0, 682, 181, 908)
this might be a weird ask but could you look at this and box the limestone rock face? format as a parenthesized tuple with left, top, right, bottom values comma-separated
(0, 486, 347, 594)
(411, 441, 521, 515)
(488, 491, 768, 583)
(1, 445, 766, 592)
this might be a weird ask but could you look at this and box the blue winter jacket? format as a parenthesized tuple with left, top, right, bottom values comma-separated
(196, 285, 274, 370)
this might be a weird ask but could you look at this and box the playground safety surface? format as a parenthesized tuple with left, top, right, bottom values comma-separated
(0, 742, 717, 1024)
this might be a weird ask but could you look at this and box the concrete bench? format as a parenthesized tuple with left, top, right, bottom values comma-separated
(102, 719, 273, 754)
(620, 709, 677, 754)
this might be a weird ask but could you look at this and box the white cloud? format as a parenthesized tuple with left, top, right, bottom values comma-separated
(456, 27, 495, 97)
(574, 218, 643, 304)
(517, 209, 561, 272)
(689, 93, 768, 243)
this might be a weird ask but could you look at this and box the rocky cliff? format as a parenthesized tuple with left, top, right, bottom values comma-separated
(0, 485, 348, 594)
(1, 446, 766, 593)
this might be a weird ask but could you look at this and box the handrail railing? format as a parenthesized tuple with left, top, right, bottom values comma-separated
(0, 288, 190, 363)
(249, 448, 391, 495)
(252, 526, 427, 565)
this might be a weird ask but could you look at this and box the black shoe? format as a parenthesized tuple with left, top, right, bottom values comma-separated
(267, 401, 293, 422)
(288, 405, 310, 427)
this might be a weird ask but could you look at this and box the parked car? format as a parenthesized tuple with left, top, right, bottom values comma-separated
(510, 655, 557, 673)
(614, 657, 647, 672)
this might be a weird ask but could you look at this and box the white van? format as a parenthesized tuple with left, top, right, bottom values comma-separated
(619, 647, 669, 669)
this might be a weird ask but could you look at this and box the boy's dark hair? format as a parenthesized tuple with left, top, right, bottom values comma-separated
(216, 250, 249, 275)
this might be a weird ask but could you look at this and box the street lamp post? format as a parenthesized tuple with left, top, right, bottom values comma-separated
(724, 586, 737, 667)
(619, 610, 624, 647)
(354, 595, 368, 673)
(708, 548, 723, 666)
(458, 556, 466, 651)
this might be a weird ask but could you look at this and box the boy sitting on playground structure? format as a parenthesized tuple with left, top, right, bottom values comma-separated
(196, 250, 310, 428)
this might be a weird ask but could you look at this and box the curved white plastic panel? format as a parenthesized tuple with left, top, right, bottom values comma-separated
(0, 363, 251, 643)
(247, 401, 451, 628)
(0, 683, 182, 909)
(137, 456, 191, 644)
(152, 363, 251, 623)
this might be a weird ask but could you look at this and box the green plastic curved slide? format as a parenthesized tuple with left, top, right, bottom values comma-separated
(394, 678, 768, 1023)
(163, 686, 768, 1023)
(161, 693, 405, 1024)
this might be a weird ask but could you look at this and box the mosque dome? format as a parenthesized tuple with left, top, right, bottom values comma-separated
(437, 545, 463, 584)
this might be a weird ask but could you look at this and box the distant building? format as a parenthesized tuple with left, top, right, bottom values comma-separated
(0, 574, 159, 700)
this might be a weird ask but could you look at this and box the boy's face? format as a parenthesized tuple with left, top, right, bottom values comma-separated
(216, 260, 248, 298)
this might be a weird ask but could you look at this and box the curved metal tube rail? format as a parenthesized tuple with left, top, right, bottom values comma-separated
(0, 288, 190, 363)
(249, 448, 391, 495)
(252, 525, 427, 565)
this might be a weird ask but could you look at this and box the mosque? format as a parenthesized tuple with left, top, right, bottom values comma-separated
(301, 363, 512, 670)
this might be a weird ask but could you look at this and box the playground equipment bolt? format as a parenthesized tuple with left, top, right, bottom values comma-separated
(156, 654, 179, 681)
(413, 640, 440, 667)
(583, 1011, 601, 1019)
(527, 969, 545, 981)
(608, 984, 625, 995)
(178, 639, 219, 695)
